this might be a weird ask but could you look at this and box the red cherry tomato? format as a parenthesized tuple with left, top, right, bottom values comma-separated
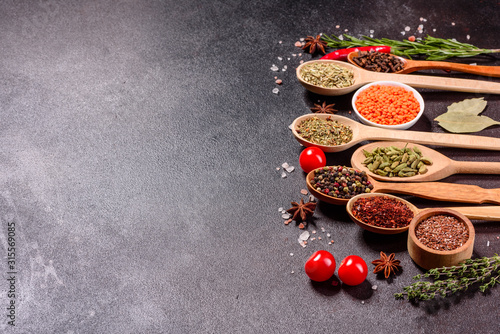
(299, 147, 326, 173)
(337, 255, 368, 286)
(304, 250, 336, 282)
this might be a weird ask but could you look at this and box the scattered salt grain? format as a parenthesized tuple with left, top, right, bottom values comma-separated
(280, 170, 287, 178)
(328, 242, 332, 245)
(270, 64, 279, 71)
(361, 301, 365, 305)
(299, 241, 307, 248)
(487, 241, 490, 247)
(327, 233, 331, 237)
(372, 285, 378, 290)
(318, 236, 322, 240)
(321, 227, 325, 232)
(278, 207, 283, 212)
(300, 189, 308, 195)
(451, 22, 455, 26)
(401, 31, 405, 36)
(292, 54, 297, 57)
(273, 88, 280, 95)
(300, 37, 305, 42)
(294, 41, 302, 47)
(311, 237, 316, 241)
(312, 230, 316, 234)
(467, 35, 470, 40)
(285, 166, 295, 173)
(288, 123, 293, 130)
(338, 35, 343, 40)
(290, 253, 294, 256)
(279, 40, 283, 44)
(298, 53, 302, 56)
(369, 30, 374, 34)
(469, 63, 477, 66)
(275, 79, 282, 85)
(405, 26, 411, 31)
(282, 162, 289, 169)
(336, 25, 340, 29)
(299, 231, 310, 242)
(344, 29, 348, 32)
(309, 195, 315, 202)
(433, 29, 437, 32)
(291, 270, 295, 274)
(277, 56, 283, 61)
(287, 57, 290, 60)
(282, 213, 291, 219)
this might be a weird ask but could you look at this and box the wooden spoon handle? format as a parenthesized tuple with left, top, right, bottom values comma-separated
(406, 61, 500, 78)
(360, 127, 500, 151)
(373, 181, 500, 204)
(444, 206, 500, 221)
(363, 71, 500, 94)
(452, 160, 500, 174)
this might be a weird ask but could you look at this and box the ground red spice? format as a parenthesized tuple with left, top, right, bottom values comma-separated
(352, 196, 414, 228)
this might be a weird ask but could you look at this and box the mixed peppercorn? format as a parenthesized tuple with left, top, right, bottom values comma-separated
(310, 166, 373, 199)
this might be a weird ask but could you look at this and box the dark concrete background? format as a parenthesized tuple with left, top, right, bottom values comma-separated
(1, 0, 499, 333)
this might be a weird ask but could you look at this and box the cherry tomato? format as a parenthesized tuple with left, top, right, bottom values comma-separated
(304, 250, 336, 282)
(299, 147, 326, 173)
(337, 255, 368, 286)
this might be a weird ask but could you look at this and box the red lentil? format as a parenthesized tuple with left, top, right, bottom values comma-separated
(355, 85, 420, 125)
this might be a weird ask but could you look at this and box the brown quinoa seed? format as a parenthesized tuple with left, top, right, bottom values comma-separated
(415, 215, 469, 251)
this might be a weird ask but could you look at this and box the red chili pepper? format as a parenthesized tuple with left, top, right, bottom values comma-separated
(320, 46, 391, 61)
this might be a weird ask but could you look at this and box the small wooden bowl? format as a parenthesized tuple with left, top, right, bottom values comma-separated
(407, 208, 475, 270)
(346, 193, 417, 235)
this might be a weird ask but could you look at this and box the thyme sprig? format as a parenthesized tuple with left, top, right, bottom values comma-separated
(322, 34, 500, 60)
(395, 254, 500, 301)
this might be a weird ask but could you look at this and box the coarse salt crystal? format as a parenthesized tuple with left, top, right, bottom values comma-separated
(469, 63, 477, 66)
(300, 189, 308, 195)
(405, 26, 411, 31)
(285, 166, 295, 173)
(300, 37, 305, 41)
(336, 25, 340, 28)
(321, 227, 325, 232)
(338, 35, 343, 40)
(372, 285, 378, 290)
(275, 79, 282, 85)
(299, 241, 307, 248)
(433, 29, 436, 32)
(282, 162, 289, 169)
(273, 88, 280, 95)
(280, 170, 286, 178)
(277, 56, 283, 61)
(291, 270, 295, 274)
(299, 60, 304, 64)
(487, 241, 490, 247)
(369, 30, 374, 34)
(318, 237, 322, 240)
(288, 123, 293, 130)
(270, 64, 279, 71)
(312, 230, 316, 234)
(292, 54, 296, 57)
(467, 35, 470, 40)
(294, 41, 302, 47)
(344, 29, 348, 32)
(309, 195, 315, 202)
(401, 31, 405, 36)
(299, 231, 310, 242)
(451, 22, 455, 26)
(287, 57, 290, 60)
(326, 233, 331, 237)
(279, 40, 283, 44)
(282, 213, 291, 219)
(278, 207, 283, 212)
(290, 253, 294, 256)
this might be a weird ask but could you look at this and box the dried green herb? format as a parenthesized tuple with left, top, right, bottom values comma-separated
(395, 254, 500, 301)
(296, 116, 353, 146)
(300, 63, 354, 88)
(434, 98, 500, 133)
(322, 34, 500, 60)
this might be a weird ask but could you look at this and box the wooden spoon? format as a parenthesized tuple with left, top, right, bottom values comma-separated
(296, 60, 500, 96)
(347, 51, 500, 77)
(351, 141, 500, 182)
(306, 167, 500, 206)
(291, 114, 500, 152)
(345, 193, 500, 235)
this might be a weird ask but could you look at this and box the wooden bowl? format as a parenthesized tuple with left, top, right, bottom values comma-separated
(407, 208, 475, 270)
(346, 193, 417, 235)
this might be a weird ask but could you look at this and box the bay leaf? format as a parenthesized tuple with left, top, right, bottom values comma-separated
(446, 97, 487, 115)
(435, 111, 500, 133)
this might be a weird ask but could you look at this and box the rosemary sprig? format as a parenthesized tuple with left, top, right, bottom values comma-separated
(395, 254, 500, 301)
(322, 34, 500, 60)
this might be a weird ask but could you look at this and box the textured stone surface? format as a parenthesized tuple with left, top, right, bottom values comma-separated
(0, 0, 499, 333)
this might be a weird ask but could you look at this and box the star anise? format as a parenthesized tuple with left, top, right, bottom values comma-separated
(302, 35, 327, 54)
(372, 252, 402, 278)
(310, 101, 337, 114)
(287, 199, 316, 222)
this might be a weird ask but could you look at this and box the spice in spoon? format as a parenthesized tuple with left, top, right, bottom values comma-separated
(296, 116, 353, 146)
(300, 62, 354, 88)
(351, 196, 414, 228)
(311, 166, 373, 199)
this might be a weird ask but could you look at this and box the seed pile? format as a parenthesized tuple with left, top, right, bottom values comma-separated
(310, 166, 373, 199)
(351, 196, 414, 228)
(296, 116, 353, 146)
(352, 51, 405, 72)
(361, 145, 433, 177)
(300, 63, 354, 88)
(415, 215, 469, 251)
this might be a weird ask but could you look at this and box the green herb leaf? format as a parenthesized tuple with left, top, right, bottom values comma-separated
(435, 112, 500, 133)
(434, 98, 500, 133)
(446, 97, 487, 115)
